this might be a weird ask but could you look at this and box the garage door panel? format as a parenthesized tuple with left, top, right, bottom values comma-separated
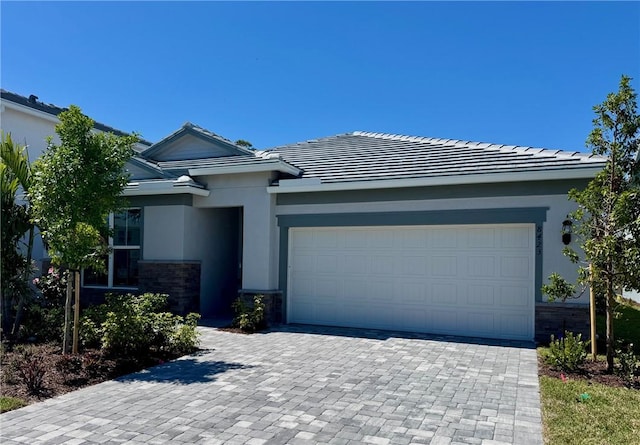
(466, 311, 496, 336)
(431, 256, 458, 277)
(500, 285, 530, 307)
(500, 312, 530, 335)
(431, 309, 460, 333)
(467, 228, 496, 248)
(315, 278, 339, 298)
(500, 256, 530, 278)
(371, 255, 395, 275)
(467, 285, 495, 306)
(288, 224, 534, 340)
(430, 228, 459, 248)
(402, 229, 429, 248)
(399, 281, 427, 303)
(467, 256, 496, 278)
(430, 282, 458, 305)
(501, 227, 531, 248)
(367, 280, 393, 301)
(316, 255, 339, 273)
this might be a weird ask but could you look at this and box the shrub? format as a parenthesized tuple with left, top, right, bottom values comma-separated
(232, 295, 266, 333)
(172, 313, 201, 353)
(10, 344, 48, 394)
(546, 331, 588, 372)
(78, 304, 108, 349)
(98, 293, 200, 357)
(34, 268, 68, 306)
(615, 341, 639, 386)
(20, 268, 68, 343)
(55, 354, 83, 383)
(82, 350, 111, 379)
(19, 304, 64, 343)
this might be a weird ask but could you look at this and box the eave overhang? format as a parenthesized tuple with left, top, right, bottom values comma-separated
(267, 166, 604, 194)
(124, 178, 210, 197)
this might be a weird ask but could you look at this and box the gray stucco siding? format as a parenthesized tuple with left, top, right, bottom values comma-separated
(275, 179, 590, 206)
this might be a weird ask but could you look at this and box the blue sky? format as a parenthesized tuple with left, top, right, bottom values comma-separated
(2, 1, 639, 151)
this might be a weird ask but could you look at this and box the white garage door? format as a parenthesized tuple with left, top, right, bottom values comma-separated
(287, 224, 535, 340)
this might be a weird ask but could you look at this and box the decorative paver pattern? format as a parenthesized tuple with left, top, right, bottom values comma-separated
(1, 325, 543, 444)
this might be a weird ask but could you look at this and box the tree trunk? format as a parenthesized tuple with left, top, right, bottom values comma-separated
(0, 288, 9, 341)
(62, 276, 73, 354)
(72, 271, 80, 354)
(605, 279, 615, 373)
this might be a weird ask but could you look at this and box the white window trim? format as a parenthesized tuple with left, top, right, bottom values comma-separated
(82, 209, 141, 289)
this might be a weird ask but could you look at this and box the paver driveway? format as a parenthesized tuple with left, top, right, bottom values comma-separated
(1, 325, 543, 445)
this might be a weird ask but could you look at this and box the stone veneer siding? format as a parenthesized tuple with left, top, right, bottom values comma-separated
(535, 302, 590, 343)
(138, 261, 201, 315)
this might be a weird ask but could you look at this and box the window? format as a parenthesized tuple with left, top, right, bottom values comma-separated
(83, 208, 141, 288)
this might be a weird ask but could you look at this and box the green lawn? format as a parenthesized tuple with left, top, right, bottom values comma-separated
(596, 300, 640, 354)
(540, 376, 640, 445)
(540, 301, 640, 445)
(0, 396, 27, 413)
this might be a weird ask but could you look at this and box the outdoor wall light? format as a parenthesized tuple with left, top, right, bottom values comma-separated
(562, 219, 573, 245)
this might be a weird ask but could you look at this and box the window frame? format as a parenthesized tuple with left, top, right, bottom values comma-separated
(81, 208, 142, 289)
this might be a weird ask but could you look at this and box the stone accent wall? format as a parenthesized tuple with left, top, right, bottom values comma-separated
(237, 290, 283, 325)
(138, 261, 201, 315)
(535, 302, 590, 343)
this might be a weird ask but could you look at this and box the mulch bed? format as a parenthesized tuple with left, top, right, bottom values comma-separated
(1, 343, 184, 407)
(538, 354, 639, 389)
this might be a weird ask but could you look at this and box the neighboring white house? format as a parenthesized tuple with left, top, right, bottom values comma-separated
(1, 90, 610, 342)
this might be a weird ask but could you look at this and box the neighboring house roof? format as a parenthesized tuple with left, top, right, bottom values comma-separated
(268, 131, 607, 188)
(0, 89, 153, 149)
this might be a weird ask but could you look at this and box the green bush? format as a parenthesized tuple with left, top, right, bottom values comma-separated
(96, 293, 200, 357)
(20, 268, 68, 343)
(546, 331, 589, 372)
(232, 295, 266, 332)
(19, 304, 64, 344)
(615, 341, 639, 386)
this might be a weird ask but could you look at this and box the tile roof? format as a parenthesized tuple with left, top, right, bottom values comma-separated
(268, 131, 607, 184)
(0, 89, 153, 148)
(159, 151, 301, 177)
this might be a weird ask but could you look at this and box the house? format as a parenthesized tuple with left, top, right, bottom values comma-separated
(1, 90, 607, 342)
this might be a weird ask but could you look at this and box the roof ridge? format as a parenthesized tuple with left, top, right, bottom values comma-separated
(351, 130, 605, 161)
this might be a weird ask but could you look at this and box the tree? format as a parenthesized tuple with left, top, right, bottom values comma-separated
(545, 76, 640, 372)
(29, 106, 137, 353)
(0, 132, 36, 340)
(234, 139, 253, 149)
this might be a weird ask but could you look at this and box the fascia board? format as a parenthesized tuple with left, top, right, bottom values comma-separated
(189, 161, 301, 177)
(124, 181, 210, 197)
(1, 100, 60, 123)
(266, 167, 604, 194)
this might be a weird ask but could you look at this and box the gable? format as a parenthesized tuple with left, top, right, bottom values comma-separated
(126, 161, 162, 180)
(150, 133, 242, 161)
(142, 124, 252, 162)
(125, 157, 166, 180)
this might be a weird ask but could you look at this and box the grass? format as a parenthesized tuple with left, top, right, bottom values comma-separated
(540, 300, 640, 445)
(596, 299, 640, 353)
(0, 396, 27, 413)
(540, 376, 640, 445)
